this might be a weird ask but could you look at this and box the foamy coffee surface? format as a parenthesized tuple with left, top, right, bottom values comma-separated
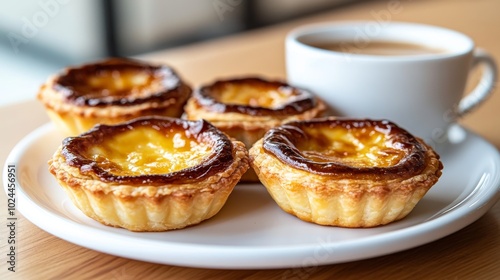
(309, 40, 446, 56)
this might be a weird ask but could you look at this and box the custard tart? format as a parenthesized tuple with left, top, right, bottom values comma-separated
(184, 77, 325, 181)
(49, 117, 249, 231)
(249, 118, 443, 227)
(38, 58, 192, 136)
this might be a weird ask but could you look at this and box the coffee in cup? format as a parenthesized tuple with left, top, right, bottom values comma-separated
(307, 40, 446, 56)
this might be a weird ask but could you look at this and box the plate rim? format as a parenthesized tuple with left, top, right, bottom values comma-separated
(4, 122, 500, 269)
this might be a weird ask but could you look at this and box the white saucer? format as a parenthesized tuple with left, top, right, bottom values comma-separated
(3, 123, 500, 269)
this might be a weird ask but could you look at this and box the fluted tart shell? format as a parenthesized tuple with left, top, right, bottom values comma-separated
(249, 118, 443, 227)
(38, 58, 192, 136)
(48, 117, 249, 231)
(184, 77, 325, 181)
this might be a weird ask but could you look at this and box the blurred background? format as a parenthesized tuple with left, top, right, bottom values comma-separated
(0, 0, 362, 106)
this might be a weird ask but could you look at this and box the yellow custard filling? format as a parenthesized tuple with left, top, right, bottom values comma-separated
(84, 70, 162, 98)
(217, 84, 293, 109)
(84, 126, 212, 176)
(297, 127, 405, 167)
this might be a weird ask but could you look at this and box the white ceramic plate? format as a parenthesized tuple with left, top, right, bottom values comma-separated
(4, 123, 500, 269)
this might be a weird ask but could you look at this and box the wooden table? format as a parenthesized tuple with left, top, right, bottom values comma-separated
(1, 0, 499, 279)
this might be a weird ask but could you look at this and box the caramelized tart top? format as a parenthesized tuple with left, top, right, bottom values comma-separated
(263, 118, 430, 179)
(53, 58, 191, 106)
(61, 117, 234, 185)
(194, 77, 318, 116)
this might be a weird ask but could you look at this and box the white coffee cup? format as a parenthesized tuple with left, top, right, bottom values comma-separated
(286, 21, 497, 145)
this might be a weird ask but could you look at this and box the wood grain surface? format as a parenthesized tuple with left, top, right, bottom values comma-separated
(1, 0, 499, 279)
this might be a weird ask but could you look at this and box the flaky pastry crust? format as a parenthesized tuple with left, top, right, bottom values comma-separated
(49, 117, 249, 231)
(184, 77, 325, 181)
(249, 118, 443, 227)
(38, 58, 192, 136)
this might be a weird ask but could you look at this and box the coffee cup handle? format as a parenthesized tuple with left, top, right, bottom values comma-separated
(457, 48, 497, 117)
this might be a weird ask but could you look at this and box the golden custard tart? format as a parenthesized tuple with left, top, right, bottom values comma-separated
(37, 58, 192, 136)
(48, 117, 249, 232)
(250, 118, 443, 227)
(184, 77, 325, 181)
